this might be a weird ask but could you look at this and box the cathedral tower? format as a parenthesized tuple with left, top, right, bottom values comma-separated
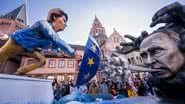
(89, 16, 107, 46)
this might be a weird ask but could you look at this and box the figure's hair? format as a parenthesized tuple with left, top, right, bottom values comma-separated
(150, 29, 180, 43)
(47, 8, 68, 22)
(143, 25, 185, 52)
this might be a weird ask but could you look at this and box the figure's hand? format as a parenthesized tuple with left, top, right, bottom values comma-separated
(74, 53, 82, 61)
(57, 52, 65, 57)
(119, 31, 148, 53)
(150, 2, 185, 27)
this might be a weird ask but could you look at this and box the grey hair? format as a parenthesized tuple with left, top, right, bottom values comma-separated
(148, 27, 185, 52)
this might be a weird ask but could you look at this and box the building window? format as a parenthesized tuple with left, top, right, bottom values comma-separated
(15, 25, 22, 30)
(113, 37, 117, 42)
(136, 56, 139, 60)
(68, 60, 74, 68)
(0, 22, 11, 26)
(67, 75, 74, 81)
(58, 60, 65, 68)
(27, 59, 45, 68)
(128, 59, 131, 64)
(131, 57, 135, 65)
(17, 18, 24, 23)
(57, 75, 64, 81)
(47, 76, 54, 80)
(48, 59, 56, 68)
(139, 57, 143, 63)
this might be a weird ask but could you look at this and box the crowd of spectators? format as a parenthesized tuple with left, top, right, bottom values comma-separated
(52, 74, 156, 101)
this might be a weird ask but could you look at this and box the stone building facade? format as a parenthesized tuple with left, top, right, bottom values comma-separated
(0, 4, 27, 73)
(126, 51, 143, 66)
(102, 29, 125, 56)
(89, 16, 125, 60)
(89, 16, 107, 46)
(89, 16, 145, 79)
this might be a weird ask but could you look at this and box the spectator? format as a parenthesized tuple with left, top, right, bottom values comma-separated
(69, 83, 77, 94)
(54, 81, 67, 101)
(88, 82, 99, 96)
(79, 84, 88, 94)
(118, 84, 128, 98)
(109, 84, 118, 96)
(126, 82, 137, 97)
(99, 80, 109, 94)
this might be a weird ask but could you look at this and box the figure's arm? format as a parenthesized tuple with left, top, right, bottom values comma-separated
(36, 20, 75, 57)
(52, 36, 75, 57)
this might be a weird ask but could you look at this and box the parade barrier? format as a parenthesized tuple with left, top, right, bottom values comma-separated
(0, 74, 54, 104)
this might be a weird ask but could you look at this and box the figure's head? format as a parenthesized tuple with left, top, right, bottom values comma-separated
(47, 8, 68, 32)
(91, 82, 96, 87)
(140, 29, 185, 79)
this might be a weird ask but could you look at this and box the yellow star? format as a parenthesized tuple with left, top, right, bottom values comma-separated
(88, 57, 94, 67)
(83, 73, 90, 79)
(91, 44, 96, 52)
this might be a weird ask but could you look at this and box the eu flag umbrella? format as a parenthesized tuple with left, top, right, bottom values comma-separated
(75, 35, 101, 86)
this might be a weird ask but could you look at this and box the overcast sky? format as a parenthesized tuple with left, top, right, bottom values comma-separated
(1, 0, 185, 45)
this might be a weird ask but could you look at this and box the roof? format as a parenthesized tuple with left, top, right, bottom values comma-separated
(109, 28, 124, 41)
(69, 44, 85, 51)
(2, 4, 27, 25)
(3, 4, 23, 19)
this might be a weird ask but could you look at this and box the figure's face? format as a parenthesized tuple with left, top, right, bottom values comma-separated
(53, 16, 67, 32)
(140, 32, 185, 79)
